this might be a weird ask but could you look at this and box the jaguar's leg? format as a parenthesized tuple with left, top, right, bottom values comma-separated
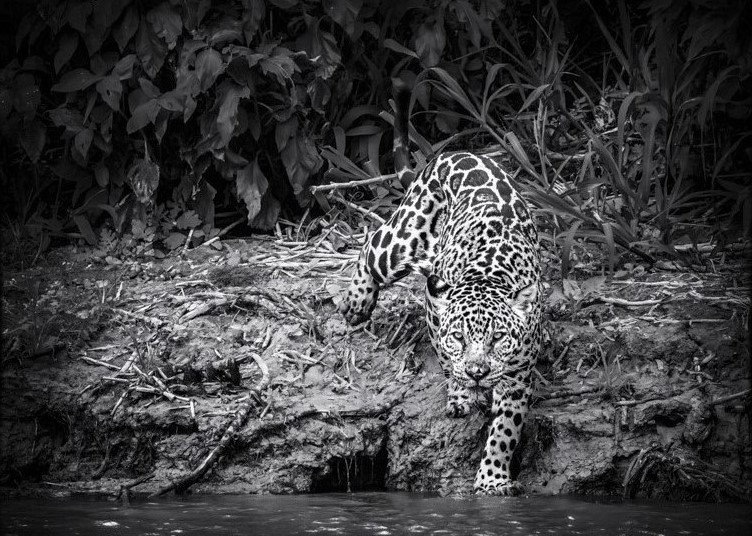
(340, 206, 429, 325)
(473, 384, 532, 496)
(339, 248, 381, 325)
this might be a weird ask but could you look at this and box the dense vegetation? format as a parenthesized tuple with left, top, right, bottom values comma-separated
(1, 0, 749, 266)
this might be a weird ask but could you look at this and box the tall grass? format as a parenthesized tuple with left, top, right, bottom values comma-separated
(322, 0, 750, 271)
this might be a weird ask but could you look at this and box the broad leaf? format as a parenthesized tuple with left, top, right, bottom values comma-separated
(51, 68, 103, 92)
(126, 100, 160, 133)
(176, 210, 201, 229)
(54, 32, 78, 74)
(74, 128, 94, 161)
(113, 4, 139, 51)
(49, 106, 85, 132)
(12, 81, 40, 117)
(96, 76, 122, 111)
(135, 18, 168, 77)
(147, 2, 183, 49)
(65, 0, 92, 34)
(196, 48, 224, 91)
(216, 82, 250, 148)
(415, 19, 446, 67)
(323, 0, 362, 36)
(242, 0, 266, 43)
(19, 118, 46, 163)
(113, 54, 137, 80)
(94, 162, 109, 187)
(236, 159, 268, 221)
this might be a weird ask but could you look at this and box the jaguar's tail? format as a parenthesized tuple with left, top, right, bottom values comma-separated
(392, 79, 415, 186)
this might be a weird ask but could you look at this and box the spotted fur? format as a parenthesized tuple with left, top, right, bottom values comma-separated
(339, 86, 542, 496)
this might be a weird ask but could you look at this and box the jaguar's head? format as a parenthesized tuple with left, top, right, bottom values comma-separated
(429, 277, 539, 390)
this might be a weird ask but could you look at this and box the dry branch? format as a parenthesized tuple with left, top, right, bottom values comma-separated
(310, 173, 399, 194)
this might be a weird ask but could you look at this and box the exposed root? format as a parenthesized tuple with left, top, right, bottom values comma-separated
(622, 445, 749, 502)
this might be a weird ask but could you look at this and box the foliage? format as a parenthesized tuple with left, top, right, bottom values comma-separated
(1, 0, 749, 266)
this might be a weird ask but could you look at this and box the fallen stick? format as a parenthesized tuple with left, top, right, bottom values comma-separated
(310, 173, 399, 194)
(81, 355, 121, 370)
(331, 194, 386, 225)
(710, 388, 751, 406)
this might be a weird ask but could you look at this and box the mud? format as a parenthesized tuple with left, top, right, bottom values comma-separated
(1, 237, 750, 501)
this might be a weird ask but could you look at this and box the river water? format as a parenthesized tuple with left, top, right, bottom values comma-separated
(0, 493, 749, 535)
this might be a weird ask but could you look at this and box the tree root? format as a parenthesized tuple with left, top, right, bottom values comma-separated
(622, 445, 749, 502)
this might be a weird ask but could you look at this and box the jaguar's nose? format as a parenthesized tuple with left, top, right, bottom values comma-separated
(465, 362, 491, 381)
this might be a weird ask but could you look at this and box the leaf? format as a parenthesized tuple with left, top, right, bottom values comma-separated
(49, 106, 85, 131)
(73, 214, 98, 245)
(580, 276, 606, 296)
(323, 0, 362, 36)
(251, 192, 281, 230)
(236, 159, 268, 221)
(268, 0, 297, 8)
(0, 89, 12, 119)
(183, 0, 211, 31)
(96, 76, 122, 111)
(518, 83, 551, 114)
(54, 32, 79, 74)
(135, 18, 168, 77)
(113, 54, 137, 80)
(66, 0, 92, 33)
(113, 4, 139, 51)
(383, 38, 419, 59)
(280, 133, 323, 195)
(176, 210, 201, 229)
(415, 18, 446, 67)
(94, 162, 109, 187)
(196, 48, 224, 91)
(217, 83, 250, 148)
(51, 68, 103, 92)
(242, 0, 266, 43)
(346, 125, 382, 136)
(147, 2, 183, 49)
(12, 81, 40, 117)
(164, 232, 187, 250)
(275, 116, 298, 151)
(126, 100, 160, 133)
(562, 279, 581, 300)
(139, 77, 162, 99)
(74, 128, 94, 161)
(19, 119, 46, 163)
(158, 91, 183, 112)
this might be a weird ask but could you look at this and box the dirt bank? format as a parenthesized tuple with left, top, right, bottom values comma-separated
(1, 235, 750, 501)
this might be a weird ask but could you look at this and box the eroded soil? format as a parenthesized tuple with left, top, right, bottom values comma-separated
(1, 236, 750, 501)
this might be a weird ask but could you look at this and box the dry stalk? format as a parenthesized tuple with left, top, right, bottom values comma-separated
(310, 173, 399, 194)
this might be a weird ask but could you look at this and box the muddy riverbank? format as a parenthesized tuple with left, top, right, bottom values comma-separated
(2, 236, 750, 501)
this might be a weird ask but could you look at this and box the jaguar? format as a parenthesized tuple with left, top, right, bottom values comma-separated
(339, 83, 542, 496)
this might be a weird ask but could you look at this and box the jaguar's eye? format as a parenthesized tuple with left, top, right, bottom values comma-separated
(492, 331, 505, 340)
(451, 331, 464, 342)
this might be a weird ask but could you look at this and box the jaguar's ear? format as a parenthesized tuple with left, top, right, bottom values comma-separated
(427, 274, 450, 318)
(511, 283, 538, 320)
(427, 274, 449, 297)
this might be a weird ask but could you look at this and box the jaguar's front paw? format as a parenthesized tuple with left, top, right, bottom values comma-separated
(338, 298, 372, 326)
(474, 479, 524, 497)
(445, 399, 472, 418)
